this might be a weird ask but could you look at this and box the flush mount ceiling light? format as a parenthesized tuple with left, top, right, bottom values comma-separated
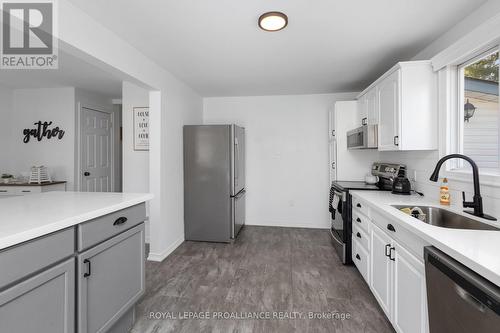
(259, 12, 288, 32)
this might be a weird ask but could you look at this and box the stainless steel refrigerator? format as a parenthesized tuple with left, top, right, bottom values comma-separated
(183, 125, 246, 242)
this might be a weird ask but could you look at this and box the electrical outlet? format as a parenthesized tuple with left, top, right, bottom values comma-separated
(412, 170, 417, 182)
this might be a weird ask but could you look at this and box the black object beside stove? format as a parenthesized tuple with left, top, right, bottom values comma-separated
(329, 162, 406, 264)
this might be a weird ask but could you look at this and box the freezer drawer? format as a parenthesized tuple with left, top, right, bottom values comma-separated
(232, 189, 246, 238)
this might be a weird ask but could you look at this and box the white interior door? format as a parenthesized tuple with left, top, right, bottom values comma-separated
(80, 107, 112, 192)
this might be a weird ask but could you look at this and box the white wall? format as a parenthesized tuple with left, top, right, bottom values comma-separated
(204, 93, 356, 229)
(0, 85, 13, 173)
(1, 87, 113, 191)
(122, 82, 149, 194)
(10, 88, 76, 188)
(56, 2, 204, 261)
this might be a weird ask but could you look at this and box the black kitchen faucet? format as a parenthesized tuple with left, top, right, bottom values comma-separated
(429, 154, 497, 221)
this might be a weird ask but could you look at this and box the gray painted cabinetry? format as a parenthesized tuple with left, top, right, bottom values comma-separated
(0, 203, 147, 333)
(78, 224, 145, 333)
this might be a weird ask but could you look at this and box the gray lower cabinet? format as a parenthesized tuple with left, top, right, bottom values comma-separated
(0, 257, 75, 333)
(77, 223, 145, 333)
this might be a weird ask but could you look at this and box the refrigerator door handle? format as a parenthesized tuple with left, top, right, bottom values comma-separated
(232, 189, 246, 199)
(234, 137, 239, 187)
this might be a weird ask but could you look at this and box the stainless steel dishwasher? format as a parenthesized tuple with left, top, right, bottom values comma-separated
(425, 246, 500, 333)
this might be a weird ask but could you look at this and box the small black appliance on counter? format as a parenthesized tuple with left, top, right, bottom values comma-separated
(392, 175, 412, 195)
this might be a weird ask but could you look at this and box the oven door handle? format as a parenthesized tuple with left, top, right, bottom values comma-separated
(329, 229, 343, 245)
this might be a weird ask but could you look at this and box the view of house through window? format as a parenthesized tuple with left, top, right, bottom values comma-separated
(460, 49, 500, 171)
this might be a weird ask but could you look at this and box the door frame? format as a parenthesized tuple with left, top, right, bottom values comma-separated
(76, 102, 115, 192)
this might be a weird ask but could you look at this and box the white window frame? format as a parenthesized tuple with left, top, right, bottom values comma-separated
(451, 46, 500, 172)
(429, 9, 500, 188)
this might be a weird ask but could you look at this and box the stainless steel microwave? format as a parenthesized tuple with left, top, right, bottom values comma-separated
(347, 125, 378, 149)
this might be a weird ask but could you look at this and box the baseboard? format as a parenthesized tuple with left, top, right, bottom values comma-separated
(147, 236, 184, 262)
(245, 220, 329, 229)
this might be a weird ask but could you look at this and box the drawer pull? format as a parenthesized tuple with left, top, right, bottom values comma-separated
(21, 190, 31, 193)
(113, 217, 128, 226)
(356, 232, 361, 239)
(356, 217, 361, 223)
(387, 224, 396, 232)
(356, 203, 362, 208)
(83, 259, 91, 278)
(0, 190, 7, 193)
(356, 254, 361, 260)
(385, 244, 391, 257)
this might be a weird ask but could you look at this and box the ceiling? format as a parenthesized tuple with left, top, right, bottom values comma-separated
(69, 0, 487, 97)
(0, 51, 122, 98)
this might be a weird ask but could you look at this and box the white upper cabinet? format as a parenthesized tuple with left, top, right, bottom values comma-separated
(378, 69, 400, 150)
(357, 61, 438, 151)
(366, 88, 378, 125)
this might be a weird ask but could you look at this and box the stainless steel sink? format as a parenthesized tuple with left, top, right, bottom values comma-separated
(391, 205, 499, 230)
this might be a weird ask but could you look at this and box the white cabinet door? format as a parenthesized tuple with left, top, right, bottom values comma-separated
(328, 109, 335, 142)
(393, 241, 428, 333)
(370, 224, 393, 318)
(377, 69, 400, 150)
(366, 88, 378, 125)
(358, 95, 368, 126)
(329, 141, 337, 183)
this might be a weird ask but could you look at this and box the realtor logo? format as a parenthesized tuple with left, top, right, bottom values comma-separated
(1, 0, 58, 69)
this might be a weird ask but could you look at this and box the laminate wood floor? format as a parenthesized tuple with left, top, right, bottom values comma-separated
(131, 226, 394, 333)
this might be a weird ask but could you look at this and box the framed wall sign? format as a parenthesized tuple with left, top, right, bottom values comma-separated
(133, 107, 149, 151)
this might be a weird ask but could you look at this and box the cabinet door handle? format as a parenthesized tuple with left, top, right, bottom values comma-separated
(83, 259, 91, 278)
(387, 224, 396, 232)
(356, 232, 361, 239)
(385, 244, 391, 257)
(356, 254, 361, 260)
(113, 217, 128, 226)
(356, 217, 361, 223)
(394, 136, 399, 146)
(356, 203, 362, 208)
(389, 247, 395, 261)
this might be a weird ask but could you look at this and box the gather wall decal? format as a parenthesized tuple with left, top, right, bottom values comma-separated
(23, 121, 65, 143)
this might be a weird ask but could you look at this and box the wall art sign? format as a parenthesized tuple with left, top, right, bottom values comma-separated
(133, 107, 149, 151)
(23, 121, 65, 143)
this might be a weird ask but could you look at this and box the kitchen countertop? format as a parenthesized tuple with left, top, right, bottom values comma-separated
(350, 190, 500, 286)
(0, 191, 153, 251)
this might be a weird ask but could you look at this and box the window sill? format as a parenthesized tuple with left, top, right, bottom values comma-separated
(444, 168, 500, 188)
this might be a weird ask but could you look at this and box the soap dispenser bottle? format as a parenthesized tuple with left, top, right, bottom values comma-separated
(440, 178, 450, 206)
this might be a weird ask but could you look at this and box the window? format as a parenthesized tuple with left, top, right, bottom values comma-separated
(456, 47, 500, 173)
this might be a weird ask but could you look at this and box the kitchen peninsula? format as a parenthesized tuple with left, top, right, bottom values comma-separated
(0, 191, 153, 333)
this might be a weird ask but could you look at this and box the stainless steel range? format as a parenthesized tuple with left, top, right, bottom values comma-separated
(329, 162, 406, 264)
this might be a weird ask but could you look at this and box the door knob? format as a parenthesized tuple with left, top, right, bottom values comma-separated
(84, 172, 90, 176)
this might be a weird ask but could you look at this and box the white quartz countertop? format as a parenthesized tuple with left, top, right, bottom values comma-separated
(350, 190, 500, 286)
(0, 191, 153, 251)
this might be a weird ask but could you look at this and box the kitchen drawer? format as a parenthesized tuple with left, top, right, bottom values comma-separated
(77, 203, 146, 251)
(352, 209, 371, 234)
(352, 238, 369, 283)
(15, 187, 42, 195)
(352, 195, 370, 217)
(372, 209, 428, 261)
(0, 188, 15, 195)
(352, 221, 370, 251)
(0, 227, 75, 290)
